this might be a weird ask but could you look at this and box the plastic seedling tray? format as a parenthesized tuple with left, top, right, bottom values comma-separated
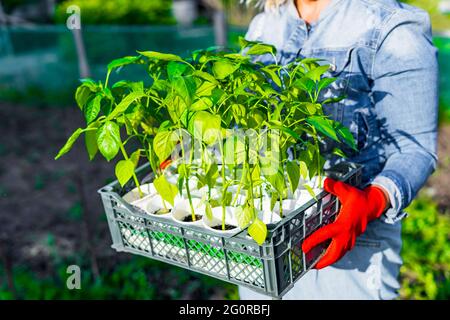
(98, 162, 362, 298)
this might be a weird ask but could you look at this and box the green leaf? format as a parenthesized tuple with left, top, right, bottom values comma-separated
(129, 150, 140, 168)
(178, 164, 189, 178)
(158, 120, 173, 132)
(322, 95, 346, 104)
(137, 51, 182, 62)
(303, 184, 317, 200)
(235, 206, 254, 229)
(147, 141, 160, 174)
(108, 55, 140, 71)
(299, 161, 308, 180)
(246, 43, 277, 56)
(332, 147, 347, 158)
(191, 97, 213, 111)
(223, 135, 245, 164)
(212, 60, 239, 80)
(171, 75, 196, 109)
(195, 81, 217, 97)
(192, 111, 222, 145)
(294, 77, 316, 94)
(153, 130, 177, 163)
(238, 36, 260, 50)
(306, 116, 339, 142)
(266, 170, 285, 194)
(167, 61, 188, 81)
(107, 91, 145, 120)
(85, 122, 99, 161)
(96, 121, 121, 161)
(115, 159, 135, 187)
(318, 77, 337, 92)
(55, 128, 83, 160)
(301, 102, 319, 115)
(299, 57, 324, 65)
(248, 110, 265, 129)
(193, 70, 219, 84)
(153, 175, 178, 206)
(248, 218, 268, 245)
(305, 65, 330, 82)
(333, 121, 357, 150)
(286, 161, 300, 193)
(112, 81, 144, 93)
(84, 94, 102, 124)
(268, 123, 301, 140)
(205, 163, 219, 188)
(262, 67, 282, 87)
(75, 85, 95, 110)
(224, 53, 249, 61)
(205, 202, 213, 220)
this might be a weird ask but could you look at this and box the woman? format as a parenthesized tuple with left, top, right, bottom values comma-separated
(239, 0, 438, 300)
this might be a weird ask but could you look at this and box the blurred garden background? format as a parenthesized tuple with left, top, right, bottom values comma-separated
(0, 0, 449, 300)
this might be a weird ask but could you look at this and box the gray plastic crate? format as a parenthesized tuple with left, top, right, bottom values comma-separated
(98, 162, 362, 298)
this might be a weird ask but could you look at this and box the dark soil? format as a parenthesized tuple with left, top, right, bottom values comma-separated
(0, 102, 230, 299)
(182, 215, 202, 222)
(0, 102, 117, 272)
(212, 224, 237, 231)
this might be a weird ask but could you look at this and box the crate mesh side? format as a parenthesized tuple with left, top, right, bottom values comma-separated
(227, 250, 265, 288)
(101, 162, 362, 298)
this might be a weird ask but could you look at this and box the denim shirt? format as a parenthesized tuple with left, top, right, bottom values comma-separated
(245, 0, 439, 224)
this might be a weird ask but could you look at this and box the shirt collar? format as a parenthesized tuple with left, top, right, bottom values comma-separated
(285, 0, 344, 27)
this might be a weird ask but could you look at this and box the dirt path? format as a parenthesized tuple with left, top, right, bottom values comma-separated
(0, 103, 116, 271)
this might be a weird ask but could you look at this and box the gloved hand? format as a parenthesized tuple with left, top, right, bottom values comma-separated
(302, 178, 388, 269)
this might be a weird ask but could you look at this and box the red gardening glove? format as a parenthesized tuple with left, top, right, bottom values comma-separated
(302, 178, 387, 269)
(160, 159, 172, 170)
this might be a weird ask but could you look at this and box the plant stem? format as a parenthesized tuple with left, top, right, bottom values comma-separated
(279, 193, 283, 218)
(231, 164, 247, 206)
(105, 70, 111, 88)
(179, 127, 196, 221)
(260, 185, 263, 211)
(119, 139, 143, 198)
(245, 137, 255, 216)
(219, 139, 227, 231)
(185, 178, 196, 221)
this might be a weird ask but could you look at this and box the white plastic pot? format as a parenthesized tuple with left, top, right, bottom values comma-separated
(171, 198, 204, 225)
(189, 186, 220, 200)
(203, 206, 240, 235)
(122, 183, 157, 203)
(131, 194, 173, 219)
(257, 209, 282, 226)
(146, 195, 174, 218)
(273, 199, 298, 216)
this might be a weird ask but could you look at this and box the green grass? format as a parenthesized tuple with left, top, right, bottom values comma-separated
(400, 195, 450, 299)
(0, 256, 239, 300)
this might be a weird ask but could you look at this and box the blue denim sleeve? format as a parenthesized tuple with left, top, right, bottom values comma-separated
(370, 9, 439, 224)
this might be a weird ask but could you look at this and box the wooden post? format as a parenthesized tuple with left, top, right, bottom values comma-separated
(213, 8, 227, 48)
(201, 0, 228, 48)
